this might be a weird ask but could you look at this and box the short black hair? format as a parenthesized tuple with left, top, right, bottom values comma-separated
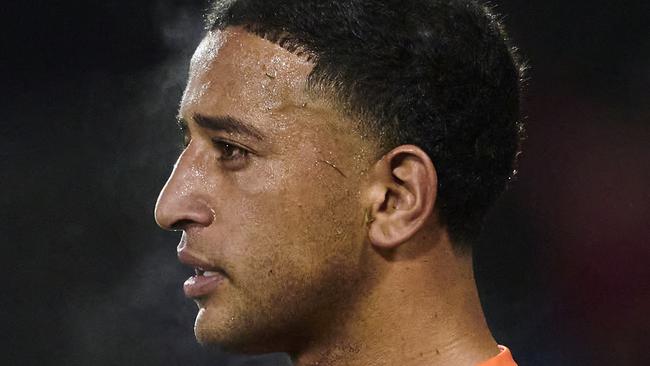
(206, 0, 526, 246)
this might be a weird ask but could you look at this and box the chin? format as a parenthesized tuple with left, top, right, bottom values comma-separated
(194, 307, 228, 345)
(195, 330, 275, 355)
(193, 307, 274, 354)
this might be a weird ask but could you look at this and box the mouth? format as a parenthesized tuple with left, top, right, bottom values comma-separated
(184, 266, 227, 299)
(178, 249, 227, 299)
(194, 267, 226, 277)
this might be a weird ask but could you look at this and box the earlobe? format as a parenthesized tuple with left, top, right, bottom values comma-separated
(364, 145, 437, 249)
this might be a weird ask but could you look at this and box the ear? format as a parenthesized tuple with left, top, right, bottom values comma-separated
(364, 145, 437, 249)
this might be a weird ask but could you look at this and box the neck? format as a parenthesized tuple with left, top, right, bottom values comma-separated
(291, 233, 499, 366)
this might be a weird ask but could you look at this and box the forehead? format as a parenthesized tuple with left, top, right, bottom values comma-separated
(180, 27, 317, 127)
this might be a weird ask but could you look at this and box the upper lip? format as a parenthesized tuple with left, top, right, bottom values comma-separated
(177, 249, 225, 276)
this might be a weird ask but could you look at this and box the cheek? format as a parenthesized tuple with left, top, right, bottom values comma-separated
(215, 130, 367, 281)
(224, 163, 364, 282)
(235, 158, 290, 196)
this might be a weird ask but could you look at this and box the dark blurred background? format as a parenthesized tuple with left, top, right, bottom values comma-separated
(1, 1, 648, 365)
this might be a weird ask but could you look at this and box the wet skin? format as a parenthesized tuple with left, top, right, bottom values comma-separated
(154, 27, 381, 353)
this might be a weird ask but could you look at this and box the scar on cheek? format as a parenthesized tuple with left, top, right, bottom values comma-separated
(316, 159, 347, 178)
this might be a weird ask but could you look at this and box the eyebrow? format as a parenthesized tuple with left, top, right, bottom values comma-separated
(178, 113, 267, 141)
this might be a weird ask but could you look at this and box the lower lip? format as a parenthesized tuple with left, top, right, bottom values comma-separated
(183, 273, 225, 298)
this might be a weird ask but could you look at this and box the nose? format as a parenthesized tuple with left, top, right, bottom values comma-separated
(154, 148, 214, 231)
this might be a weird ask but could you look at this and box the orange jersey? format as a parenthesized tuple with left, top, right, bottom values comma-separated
(477, 346, 518, 366)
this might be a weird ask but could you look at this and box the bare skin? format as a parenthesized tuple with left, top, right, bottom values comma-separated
(155, 27, 499, 366)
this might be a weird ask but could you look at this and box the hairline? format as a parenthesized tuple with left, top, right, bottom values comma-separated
(208, 24, 394, 156)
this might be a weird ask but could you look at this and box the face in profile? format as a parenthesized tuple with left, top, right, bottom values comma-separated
(154, 28, 380, 353)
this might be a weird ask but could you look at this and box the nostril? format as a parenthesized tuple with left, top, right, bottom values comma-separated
(156, 199, 215, 231)
(170, 219, 197, 231)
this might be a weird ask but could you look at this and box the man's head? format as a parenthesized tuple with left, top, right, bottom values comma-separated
(155, 0, 523, 357)
(156, 27, 382, 353)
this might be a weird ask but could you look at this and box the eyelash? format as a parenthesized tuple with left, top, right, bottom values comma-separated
(211, 138, 250, 162)
(178, 128, 251, 167)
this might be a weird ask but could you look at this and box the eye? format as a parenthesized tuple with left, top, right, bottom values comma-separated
(212, 139, 250, 162)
